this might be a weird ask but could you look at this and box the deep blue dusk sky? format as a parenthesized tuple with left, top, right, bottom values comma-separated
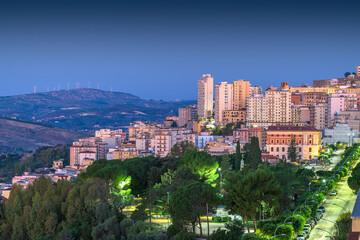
(1, 0, 360, 100)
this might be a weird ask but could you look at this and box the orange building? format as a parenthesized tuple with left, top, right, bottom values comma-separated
(266, 126, 321, 162)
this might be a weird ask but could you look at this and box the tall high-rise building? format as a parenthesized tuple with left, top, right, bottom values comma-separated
(233, 80, 250, 110)
(197, 74, 214, 120)
(357, 66, 360, 76)
(215, 82, 233, 125)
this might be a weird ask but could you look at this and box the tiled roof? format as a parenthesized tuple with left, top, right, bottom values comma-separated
(267, 125, 318, 131)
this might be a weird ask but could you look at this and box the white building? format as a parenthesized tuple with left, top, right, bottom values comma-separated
(197, 74, 214, 120)
(322, 124, 359, 145)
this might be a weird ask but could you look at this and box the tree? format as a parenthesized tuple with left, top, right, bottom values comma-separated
(345, 72, 351, 78)
(170, 141, 196, 159)
(224, 169, 281, 232)
(246, 137, 262, 170)
(287, 135, 298, 162)
(180, 151, 219, 185)
(169, 182, 218, 237)
(235, 141, 241, 171)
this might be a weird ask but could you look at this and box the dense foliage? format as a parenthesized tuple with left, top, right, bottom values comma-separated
(0, 145, 70, 183)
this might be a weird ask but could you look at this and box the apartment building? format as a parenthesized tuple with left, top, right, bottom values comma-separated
(113, 149, 139, 160)
(128, 121, 159, 141)
(154, 128, 195, 157)
(233, 125, 267, 149)
(327, 91, 357, 127)
(310, 102, 327, 130)
(302, 92, 328, 106)
(246, 90, 291, 127)
(215, 82, 233, 125)
(70, 138, 107, 166)
(233, 80, 250, 110)
(222, 109, 246, 125)
(178, 105, 197, 127)
(267, 126, 321, 161)
(249, 86, 263, 96)
(197, 74, 214, 120)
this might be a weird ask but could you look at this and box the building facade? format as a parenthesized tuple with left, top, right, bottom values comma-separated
(197, 74, 214, 120)
(233, 79, 250, 110)
(266, 126, 321, 161)
(215, 82, 233, 125)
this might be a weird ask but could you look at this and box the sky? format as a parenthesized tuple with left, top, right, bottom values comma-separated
(1, 0, 360, 100)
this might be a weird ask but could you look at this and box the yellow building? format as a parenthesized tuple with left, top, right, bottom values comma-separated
(222, 109, 246, 125)
(113, 149, 139, 160)
(289, 86, 337, 94)
(267, 126, 321, 161)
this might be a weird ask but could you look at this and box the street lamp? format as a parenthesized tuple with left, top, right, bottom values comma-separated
(322, 218, 339, 236)
(348, 133, 351, 146)
(316, 227, 335, 240)
(268, 234, 286, 240)
(218, 167, 231, 197)
(274, 222, 292, 236)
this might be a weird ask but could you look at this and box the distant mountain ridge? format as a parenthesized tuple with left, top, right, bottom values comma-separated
(0, 88, 196, 130)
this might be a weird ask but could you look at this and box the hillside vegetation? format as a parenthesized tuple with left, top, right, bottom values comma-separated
(0, 88, 195, 130)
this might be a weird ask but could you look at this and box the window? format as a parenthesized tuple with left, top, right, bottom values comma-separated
(271, 147, 274, 152)
(276, 140, 279, 144)
(276, 147, 279, 152)
(299, 148, 302, 152)
(309, 147, 312, 152)
(282, 147, 285, 152)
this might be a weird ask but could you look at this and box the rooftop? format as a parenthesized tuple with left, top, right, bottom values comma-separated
(267, 125, 318, 131)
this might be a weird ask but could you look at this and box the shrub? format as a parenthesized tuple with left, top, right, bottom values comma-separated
(336, 212, 351, 240)
(173, 230, 196, 240)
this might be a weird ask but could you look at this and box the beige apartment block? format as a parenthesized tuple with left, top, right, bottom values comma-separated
(197, 74, 214, 120)
(249, 86, 263, 96)
(222, 109, 246, 125)
(128, 121, 159, 141)
(246, 90, 291, 127)
(215, 82, 233, 125)
(310, 102, 327, 130)
(233, 79, 250, 110)
(154, 128, 195, 157)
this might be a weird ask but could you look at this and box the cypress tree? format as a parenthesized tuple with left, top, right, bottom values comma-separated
(235, 141, 241, 171)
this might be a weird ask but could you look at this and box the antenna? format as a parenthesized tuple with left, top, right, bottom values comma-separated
(76, 82, 80, 89)
(67, 83, 70, 90)
(88, 81, 91, 88)
(110, 86, 113, 93)
(97, 82, 100, 89)
(33, 86, 37, 94)
(47, 87, 49, 92)
(57, 84, 60, 91)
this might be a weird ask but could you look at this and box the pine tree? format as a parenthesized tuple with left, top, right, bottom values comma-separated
(287, 135, 298, 162)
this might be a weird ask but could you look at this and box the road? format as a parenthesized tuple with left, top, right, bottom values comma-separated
(308, 153, 357, 240)
(305, 149, 344, 172)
